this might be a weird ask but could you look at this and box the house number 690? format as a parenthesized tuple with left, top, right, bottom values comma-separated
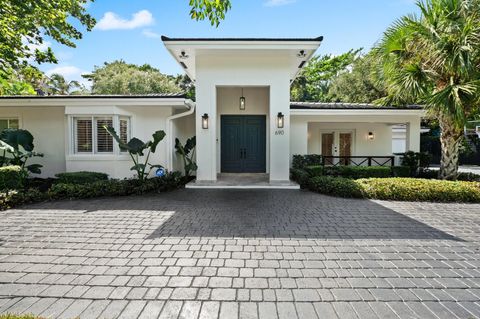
(275, 130, 284, 135)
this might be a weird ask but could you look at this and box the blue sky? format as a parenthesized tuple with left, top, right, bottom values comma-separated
(39, 0, 419, 86)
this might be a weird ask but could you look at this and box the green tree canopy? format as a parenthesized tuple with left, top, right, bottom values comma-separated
(48, 73, 84, 95)
(375, 0, 480, 179)
(83, 61, 182, 95)
(291, 49, 361, 102)
(328, 53, 387, 103)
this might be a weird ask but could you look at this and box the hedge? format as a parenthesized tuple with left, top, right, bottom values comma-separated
(308, 176, 480, 203)
(292, 154, 322, 169)
(55, 171, 109, 184)
(0, 166, 26, 191)
(305, 165, 393, 179)
(0, 172, 185, 210)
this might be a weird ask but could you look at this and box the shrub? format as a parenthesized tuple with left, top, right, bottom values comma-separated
(400, 151, 431, 177)
(307, 176, 480, 203)
(292, 154, 322, 169)
(457, 172, 480, 182)
(392, 166, 411, 177)
(305, 165, 392, 179)
(0, 166, 26, 190)
(0, 188, 48, 210)
(0, 315, 47, 319)
(290, 168, 310, 188)
(308, 176, 364, 198)
(55, 171, 109, 185)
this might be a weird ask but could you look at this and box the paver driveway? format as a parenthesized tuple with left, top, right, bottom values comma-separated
(0, 189, 480, 318)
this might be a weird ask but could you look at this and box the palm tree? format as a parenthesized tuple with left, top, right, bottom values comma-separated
(375, 0, 480, 180)
(48, 73, 83, 95)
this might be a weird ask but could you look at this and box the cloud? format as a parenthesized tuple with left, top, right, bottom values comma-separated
(96, 10, 154, 30)
(142, 29, 161, 39)
(264, 0, 296, 7)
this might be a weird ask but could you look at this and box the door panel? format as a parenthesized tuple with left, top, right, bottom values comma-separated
(221, 115, 266, 173)
(339, 133, 352, 165)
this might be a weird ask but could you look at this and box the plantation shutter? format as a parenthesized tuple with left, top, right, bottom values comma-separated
(95, 118, 113, 153)
(119, 117, 129, 152)
(75, 118, 93, 153)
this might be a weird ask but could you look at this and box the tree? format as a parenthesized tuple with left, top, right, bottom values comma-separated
(0, 0, 231, 74)
(291, 49, 361, 101)
(328, 53, 387, 103)
(83, 61, 182, 95)
(0, 66, 46, 95)
(171, 74, 195, 100)
(0, 0, 96, 73)
(48, 74, 83, 95)
(375, 0, 480, 180)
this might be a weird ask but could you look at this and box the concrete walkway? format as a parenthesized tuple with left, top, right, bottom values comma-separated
(0, 189, 480, 318)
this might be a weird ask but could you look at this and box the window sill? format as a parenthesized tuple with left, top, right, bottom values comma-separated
(66, 154, 131, 161)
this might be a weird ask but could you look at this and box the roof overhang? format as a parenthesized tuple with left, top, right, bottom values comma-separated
(290, 108, 426, 116)
(0, 96, 194, 109)
(162, 36, 323, 81)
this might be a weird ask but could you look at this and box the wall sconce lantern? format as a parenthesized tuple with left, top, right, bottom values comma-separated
(239, 88, 246, 110)
(368, 131, 375, 140)
(277, 112, 285, 128)
(201, 113, 209, 129)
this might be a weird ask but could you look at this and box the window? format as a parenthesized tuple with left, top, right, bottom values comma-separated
(0, 118, 19, 131)
(72, 116, 130, 154)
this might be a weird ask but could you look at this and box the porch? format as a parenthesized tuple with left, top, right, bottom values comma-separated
(186, 173, 300, 189)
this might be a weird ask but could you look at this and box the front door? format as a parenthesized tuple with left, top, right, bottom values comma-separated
(221, 115, 266, 173)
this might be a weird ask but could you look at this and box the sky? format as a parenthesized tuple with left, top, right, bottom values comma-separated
(39, 0, 420, 87)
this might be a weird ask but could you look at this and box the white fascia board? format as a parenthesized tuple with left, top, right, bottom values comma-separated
(290, 109, 426, 117)
(164, 41, 322, 50)
(0, 98, 193, 108)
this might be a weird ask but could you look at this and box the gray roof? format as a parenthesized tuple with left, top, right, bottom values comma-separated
(290, 102, 422, 110)
(0, 93, 186, 99)
(161, 36, 323, 42)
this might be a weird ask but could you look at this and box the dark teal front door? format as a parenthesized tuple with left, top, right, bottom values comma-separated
(221, 115, 266, 173)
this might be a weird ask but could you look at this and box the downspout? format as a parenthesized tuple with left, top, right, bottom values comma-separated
(166, 100, 196, 171)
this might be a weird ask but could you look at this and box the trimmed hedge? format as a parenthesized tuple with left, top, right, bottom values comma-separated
(0, 172, 185, 210)
(308, 176, 480, 202)
(305, 165, 393, 179)
(292, 154, 322, 169)
(0, 166, 26, 191)
(290, 168, 310, 188)
(55, 171, 109, 184)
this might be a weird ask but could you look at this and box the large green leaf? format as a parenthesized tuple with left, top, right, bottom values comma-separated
(184, 136, 196, 153)
(127, 138, 147, 155)
(150, 130, 166, 153)
(0, 129, 34, 152)
(26, 163, 43, 174)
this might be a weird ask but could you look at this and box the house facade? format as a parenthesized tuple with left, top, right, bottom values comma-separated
(0, 37, 424, 183)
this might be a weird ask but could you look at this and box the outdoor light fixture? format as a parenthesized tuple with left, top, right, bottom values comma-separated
(368, 131, 375, 140)
(201, 113, 209, 129)
(240, 88, 246, 110)
(297, 50, 306, 58)
(277, 112, 285, 128)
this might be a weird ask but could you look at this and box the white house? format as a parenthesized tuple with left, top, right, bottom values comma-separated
(0, 37, 424, 186)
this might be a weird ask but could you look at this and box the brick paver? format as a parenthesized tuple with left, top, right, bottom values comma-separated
(0, 189, 480, 318)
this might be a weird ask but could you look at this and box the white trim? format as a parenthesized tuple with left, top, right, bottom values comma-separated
(0, 98, 193, 108)
(291, 109, 426, 116)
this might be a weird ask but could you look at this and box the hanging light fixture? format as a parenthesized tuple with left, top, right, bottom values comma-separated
(239, 88, 246, 110)
(201, 113, 209, 129)
(277, 112, 284, 128)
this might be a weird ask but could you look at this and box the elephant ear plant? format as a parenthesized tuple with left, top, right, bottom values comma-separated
(105, 126, 166, 181)
(0, 129, 43, 174)
(175, 136, 197, 177)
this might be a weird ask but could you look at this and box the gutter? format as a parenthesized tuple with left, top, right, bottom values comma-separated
(165, 100, 196, 171)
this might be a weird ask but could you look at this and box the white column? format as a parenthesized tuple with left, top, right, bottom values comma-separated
(406, 119, 421, 152)
(289, 117, 308, 164)
(269, 80, 291, 182)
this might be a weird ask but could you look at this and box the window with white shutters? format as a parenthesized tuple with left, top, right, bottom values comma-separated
(71, 116, 130, 155)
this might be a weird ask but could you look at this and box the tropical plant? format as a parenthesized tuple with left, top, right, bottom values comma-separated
(83, 61, 182, 95)
(48, 73, 83, 95)
(291, 49, 361, 101)
(0, 129, 43, 174)
(175, 136, 197, 177)
(375, 0, 480, 180)
(105, 127, 166, 181)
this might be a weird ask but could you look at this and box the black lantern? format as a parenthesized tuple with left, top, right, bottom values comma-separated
(202, 113, 209, 129)
(277, 112, 284, 128)
(240, 88, 246, 110)
(368, 131, 375, 140)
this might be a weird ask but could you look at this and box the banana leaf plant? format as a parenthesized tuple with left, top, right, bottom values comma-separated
(104, 126, 166, 181)
(0, 129, 43, 174)
(175, 136, 197, 177)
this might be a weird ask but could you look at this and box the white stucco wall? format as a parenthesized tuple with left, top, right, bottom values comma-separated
(195, 54, 291, 182)
(0, 106, 66, 178)
(290, 112, 422, 165)
(216, 87, 270, 173)
(171, 113, 196, 173)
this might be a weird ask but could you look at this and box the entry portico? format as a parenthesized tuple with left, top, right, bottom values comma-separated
(162, 36, 323, 183)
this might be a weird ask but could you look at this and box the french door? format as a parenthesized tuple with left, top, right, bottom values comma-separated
(321, 131, 353, 165)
